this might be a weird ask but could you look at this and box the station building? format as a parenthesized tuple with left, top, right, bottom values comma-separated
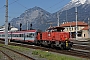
(60, 21, 89, 38)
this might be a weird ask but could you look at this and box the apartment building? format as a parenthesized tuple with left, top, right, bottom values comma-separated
(60, 21, 89, 38)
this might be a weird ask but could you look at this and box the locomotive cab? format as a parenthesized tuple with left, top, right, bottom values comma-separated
(46, 26, 73, 49)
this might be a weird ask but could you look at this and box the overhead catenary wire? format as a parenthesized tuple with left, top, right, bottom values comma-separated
(46, 0, 66, 10)
(8, 0, 19, 5)
(14, 1, 28, 9)
(0, 0, 19, 10)
(49, 0, 69, 13)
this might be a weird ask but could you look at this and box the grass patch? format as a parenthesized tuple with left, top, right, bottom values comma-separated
(7, 45, 30, 52)
(32, 50, 82, 60)
(0, 43, 30, 52)
(0, 44, 4, 46)
(0, 44, 86, 60)
(0, 55, 1, 59)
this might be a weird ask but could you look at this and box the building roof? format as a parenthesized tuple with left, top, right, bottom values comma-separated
(60, 21, 88, 27)
(82, 26, 89, 30)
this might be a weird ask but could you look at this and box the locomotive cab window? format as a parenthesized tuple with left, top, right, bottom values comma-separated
(25, 33, 35, 38)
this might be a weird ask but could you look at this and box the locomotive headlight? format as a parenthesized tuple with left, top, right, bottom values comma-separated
(66, 40, 68, 47)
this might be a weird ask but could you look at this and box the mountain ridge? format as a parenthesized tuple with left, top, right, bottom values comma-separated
(10, 6, 54, 31)
(10, 1, 90, 31)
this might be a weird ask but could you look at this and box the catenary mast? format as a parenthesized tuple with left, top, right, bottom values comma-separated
(75, 7, 78, 40)
(5, 0, 8, 45)
(57, 12, 60, 27)
(88, 18, 90, 38)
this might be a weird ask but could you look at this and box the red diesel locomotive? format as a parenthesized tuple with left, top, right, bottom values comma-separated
(36, 26, 73, 49)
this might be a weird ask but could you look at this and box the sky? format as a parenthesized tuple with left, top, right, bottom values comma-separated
(0, 0, 70, 26)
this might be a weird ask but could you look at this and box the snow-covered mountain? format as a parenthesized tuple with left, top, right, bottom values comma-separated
(54, 0, 90, 23)
(61, 0, 90, 11)
(71, 0, 90, 4)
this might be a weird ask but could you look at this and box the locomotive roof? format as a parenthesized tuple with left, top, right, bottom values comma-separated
(47, 26, 65, 30)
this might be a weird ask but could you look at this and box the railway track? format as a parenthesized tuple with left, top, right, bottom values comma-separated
(0, 45, 35, 60)
(71, 39, 90, 51)
(73, 44, 90, 50)
(0, 40, 90, 59)
(0, 49, 13, 60)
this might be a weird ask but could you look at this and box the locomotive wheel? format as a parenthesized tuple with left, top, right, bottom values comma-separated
(51, 44, 54, 48)
(61, 46, 64, 50)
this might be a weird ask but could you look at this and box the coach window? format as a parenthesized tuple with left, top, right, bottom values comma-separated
(20, 34, 21, 37)
(29, 33, 34, 38)
(2, 34, 5, 37)
(26, 33, 29, 37)
(0, 35, 1, 37)
(32, 33, 34, 37)
(13, 34, 14, 37)
(18, 34, 20, 37)
(8, 34, 10, 37)
(21, 34, 23, 37)
(2, 34, 3, 37)
(12, 34, 14, 37)
(9, 34, 11, 37)
(19, 34, 21, 37)
(17, 34, 19, 37)
(20, 34, 22, 37)
(21, 34, 22, 37)
(29, 33, 32, 38)
(14, 34, 15, 37)
(16, 34, 18, 37)
(14, 34, 17, 37)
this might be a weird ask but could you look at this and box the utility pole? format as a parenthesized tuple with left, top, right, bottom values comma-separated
(5, 0, 8, 45)
(57, 12, 60, 27)
(75, 7, 78, 40)
(27, 20, 28, 30)
(70, 22, 72, 38)
(88, 18, 90, 38)
(66, 10, 67, 22)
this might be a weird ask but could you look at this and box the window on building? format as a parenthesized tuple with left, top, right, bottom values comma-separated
(72, 27, 73, 30)
(74, 27, 76, 30)
(69, 27, 72, 31)
(67, 28, 68, 31)
(84, 34, 85, 37)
